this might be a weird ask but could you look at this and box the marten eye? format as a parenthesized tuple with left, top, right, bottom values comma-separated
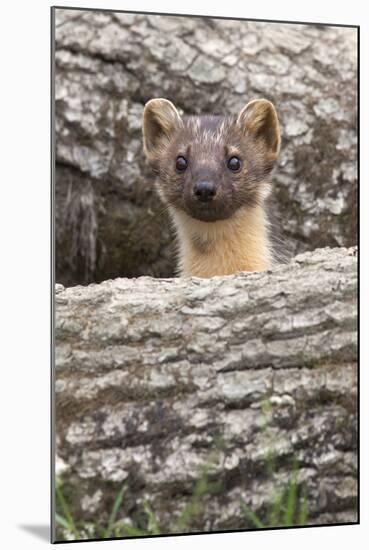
(176, 156, 188, 172)
(227, 156, 241, 172)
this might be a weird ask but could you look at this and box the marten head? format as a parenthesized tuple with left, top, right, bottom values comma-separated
(143, 98, 280, 223)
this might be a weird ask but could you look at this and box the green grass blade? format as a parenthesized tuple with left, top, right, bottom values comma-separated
(175, 475, 209, 532)
(268, 489, 284, 527)
(266, 449, 276, 477)
(175, 500, 201, 532)
(55, 481, 79, 538)
(241, 502, 265, 529)
(194, 475, 209, 498)
(283, 473, 298, 526)
(103, 484, 127, 539)
(143, 502, 161, 535)
(55, 512, 71, 531)
(118, 523, 148, 537)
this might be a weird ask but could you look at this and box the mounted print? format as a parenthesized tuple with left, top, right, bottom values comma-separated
(52, 5, 358, 543)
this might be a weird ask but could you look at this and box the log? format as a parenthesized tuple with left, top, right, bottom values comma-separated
(54, 246, 358, 539)
(54, 9, 358, 286)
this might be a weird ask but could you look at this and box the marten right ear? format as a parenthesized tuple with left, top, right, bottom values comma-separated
(143, 98, 182, 160)
(236, 99, 280, 160)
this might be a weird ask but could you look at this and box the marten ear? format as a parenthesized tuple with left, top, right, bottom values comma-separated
(143, 98, 182, 158)
(236, 99, 280, 159)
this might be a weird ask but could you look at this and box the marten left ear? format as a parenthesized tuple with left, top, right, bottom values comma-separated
(143, 98, 182, 161)
(236, 99, 280, 159)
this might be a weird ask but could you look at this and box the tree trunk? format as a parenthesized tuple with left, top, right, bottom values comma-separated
(55, 246, 358, 538)
(54, 9, 358, 286)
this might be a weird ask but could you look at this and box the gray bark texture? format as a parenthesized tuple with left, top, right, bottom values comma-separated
(55, 246, 358, 536)
(54, 9, 358, 286)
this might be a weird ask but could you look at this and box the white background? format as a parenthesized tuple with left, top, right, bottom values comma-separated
(0, 0, 366, 548)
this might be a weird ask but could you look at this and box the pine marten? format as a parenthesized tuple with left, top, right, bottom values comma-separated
(142, 98, 281, 277)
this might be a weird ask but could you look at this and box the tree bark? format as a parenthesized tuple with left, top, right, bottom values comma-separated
(54, 9, 357, 285)
(55, 246, 358, 536)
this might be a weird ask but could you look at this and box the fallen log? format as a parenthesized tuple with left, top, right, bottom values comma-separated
(54, 246, 358, 539)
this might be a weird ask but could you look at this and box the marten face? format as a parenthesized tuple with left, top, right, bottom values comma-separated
(143, 98, 280, 223)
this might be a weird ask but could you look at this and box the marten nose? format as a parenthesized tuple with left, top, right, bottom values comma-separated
(193, 181, 216, 202)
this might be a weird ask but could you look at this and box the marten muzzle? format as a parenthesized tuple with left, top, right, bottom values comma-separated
(184, 179, 235, 222)
(193, 180, 217, 203)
